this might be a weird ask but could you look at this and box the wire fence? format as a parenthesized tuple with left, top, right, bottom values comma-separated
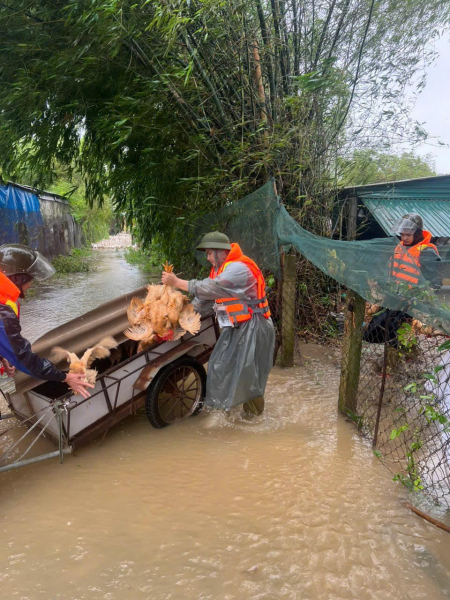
(341, 300, 450, 509)
(269, 252, 450, 511)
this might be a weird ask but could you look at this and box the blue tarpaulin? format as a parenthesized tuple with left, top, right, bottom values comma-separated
(0, 184, 44, 248)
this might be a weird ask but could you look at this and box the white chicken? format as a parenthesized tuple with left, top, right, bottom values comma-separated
(51, 336, 118, 385)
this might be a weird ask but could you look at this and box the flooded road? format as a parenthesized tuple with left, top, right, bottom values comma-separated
(1, 252, 450, 599)
(20, 250, 152, 343)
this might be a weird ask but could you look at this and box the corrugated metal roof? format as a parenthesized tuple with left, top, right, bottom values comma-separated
(362, 198, 450, 237)
(7, 181, 69, 204)
(344, 173, 450, 191)
(345, 174, 450, 200)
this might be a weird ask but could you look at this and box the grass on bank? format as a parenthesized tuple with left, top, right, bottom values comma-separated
(52, 247, 93, 273)
(124, 245, 165, 271)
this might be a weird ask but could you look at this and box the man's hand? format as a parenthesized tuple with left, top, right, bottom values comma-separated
(2, 358, 16, 378)
(64, 373, 95, 399)
(161, 272, 179, 287)
(161, 271, 189, 292)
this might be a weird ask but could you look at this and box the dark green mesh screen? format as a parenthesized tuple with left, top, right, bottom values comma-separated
(195, 181, 281, 275)
(194, 181, 450, 333)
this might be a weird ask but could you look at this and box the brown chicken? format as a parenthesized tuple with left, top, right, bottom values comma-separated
(124, 262, 201, 348)
(51, 336, 118, 385)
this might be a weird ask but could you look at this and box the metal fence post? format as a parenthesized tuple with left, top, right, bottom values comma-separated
(280, 254, 296, 367)
(338, 291, 365, 414)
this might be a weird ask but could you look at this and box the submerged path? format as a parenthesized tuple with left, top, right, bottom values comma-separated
(1, 253, 450, 599)
(20, 249, 151, 343)
(1, 350, 450, 598)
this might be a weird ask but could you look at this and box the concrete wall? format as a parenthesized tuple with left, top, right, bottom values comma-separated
(38, 194, 82, 257)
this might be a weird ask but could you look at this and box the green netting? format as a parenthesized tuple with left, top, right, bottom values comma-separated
(196, 181, 281, 275)
(195, 180, 450, 334)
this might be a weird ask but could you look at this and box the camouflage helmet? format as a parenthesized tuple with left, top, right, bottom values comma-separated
(0, 244, 56, 281)
(391, 213, 424, 235)
(196, 231, 232, 251)
(402, 213, 423, 230)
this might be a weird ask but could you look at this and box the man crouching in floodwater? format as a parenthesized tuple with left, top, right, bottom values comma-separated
(161, 232, 275, 415)
(0, 244, 93, 398)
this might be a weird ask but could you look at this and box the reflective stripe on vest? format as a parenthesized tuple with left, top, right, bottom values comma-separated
(210, 243, 271, 326)
(218, 297, 270, 326)
(4, 299, 19, 316)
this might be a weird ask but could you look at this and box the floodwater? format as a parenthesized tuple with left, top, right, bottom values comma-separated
(20, 249, 152, 343)
(1, 252, 450, 599)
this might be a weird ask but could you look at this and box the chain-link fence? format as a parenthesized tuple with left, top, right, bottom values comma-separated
(340, 297, 450, 509)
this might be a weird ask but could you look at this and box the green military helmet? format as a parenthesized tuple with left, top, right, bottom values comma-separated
(0, 244, 56, 281)
(196, 231, 232, 251)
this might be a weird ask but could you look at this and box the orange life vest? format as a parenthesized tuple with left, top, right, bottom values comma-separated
(0, 272, 20, 317)
(391, 230, 439, 286)
(210, 243, 271, 326)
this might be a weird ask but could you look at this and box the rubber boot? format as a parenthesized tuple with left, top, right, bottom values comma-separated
(242, 397, 265, 416)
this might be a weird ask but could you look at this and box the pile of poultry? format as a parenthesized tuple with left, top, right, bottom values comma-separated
(51, 336, 118, 385)
(124, 262, 201, 349)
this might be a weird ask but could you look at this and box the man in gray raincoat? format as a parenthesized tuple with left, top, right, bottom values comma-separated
(161, 232, 275, 415)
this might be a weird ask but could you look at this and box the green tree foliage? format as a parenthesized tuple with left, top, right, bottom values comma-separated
(340, 150, 437, 185)
(0, 1, 448, 270)
(48, 169, 114, 245)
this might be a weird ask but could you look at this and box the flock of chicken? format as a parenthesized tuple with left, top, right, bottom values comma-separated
(51, 336, 118, 385)
(124, 262, 201, 347)
(51, 263, 201, 388)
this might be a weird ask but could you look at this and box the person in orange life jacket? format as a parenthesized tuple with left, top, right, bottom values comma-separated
(0, 244, 94, 399)
(364, 214, 441, 348)
(161, 232, 275, 415)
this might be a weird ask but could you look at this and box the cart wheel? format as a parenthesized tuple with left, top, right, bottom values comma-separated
(145, 356, 206, 428)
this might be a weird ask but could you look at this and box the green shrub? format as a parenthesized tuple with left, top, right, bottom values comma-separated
(124, 242, 165, 272)
(71, 247, 93, 259)
(53, 252, 91, 273)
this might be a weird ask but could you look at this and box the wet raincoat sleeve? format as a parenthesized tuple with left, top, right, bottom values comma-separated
(191, 297, 215, 318)
(188, 262, 257, 301)
(188, 263, 275, 410)
(0, 304, 66, 382)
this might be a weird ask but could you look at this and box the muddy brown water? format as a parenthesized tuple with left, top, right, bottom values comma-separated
(20, 249, 154, 343)
(1, 251, 450, 599)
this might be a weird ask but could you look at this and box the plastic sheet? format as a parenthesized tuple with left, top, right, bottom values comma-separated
(0, 184, 44, 248)
(196, 181, 281, 276)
